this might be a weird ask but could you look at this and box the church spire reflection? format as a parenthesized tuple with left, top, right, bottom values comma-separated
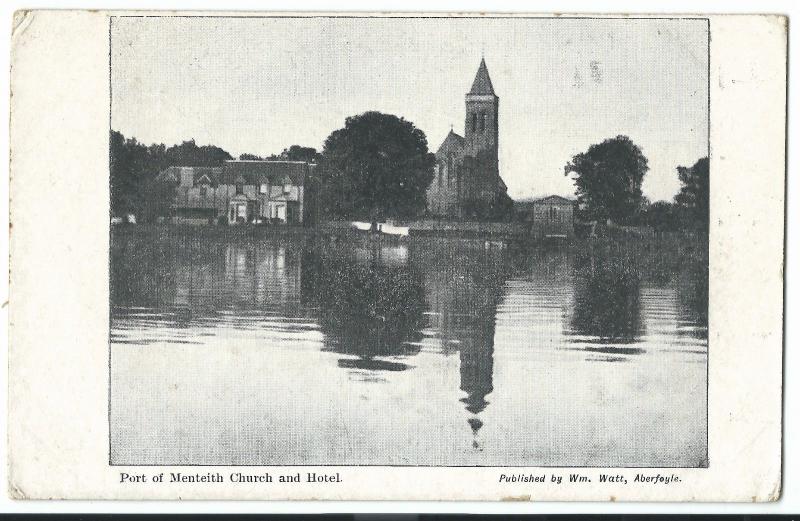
(414, 242, 506, 444)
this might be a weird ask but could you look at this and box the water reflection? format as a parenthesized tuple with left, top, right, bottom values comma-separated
(110, 230, 708, 466)
(676, 257, 709, 340)
(413, 242, 507, 443)
(570, 252, 644, 349)
(110, 233, 311, 340)
(301, 243, 426, 372)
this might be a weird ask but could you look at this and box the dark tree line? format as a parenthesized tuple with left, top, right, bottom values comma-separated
(565, 135, 709, 232)
(239, 145, 322, 163)
(640, 157, 709, 231)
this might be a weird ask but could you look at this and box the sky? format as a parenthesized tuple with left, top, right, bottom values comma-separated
(111, 16, 708, 202)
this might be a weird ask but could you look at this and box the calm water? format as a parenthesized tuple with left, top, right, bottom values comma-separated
(110, 228, 708, 467)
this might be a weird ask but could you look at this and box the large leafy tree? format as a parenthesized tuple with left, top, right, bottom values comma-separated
(674, 157, 709, 230)
(565, 135, 649, 224)
(321, 111, 436, 220)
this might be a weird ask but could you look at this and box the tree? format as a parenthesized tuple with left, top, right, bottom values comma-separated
(674, 157, 709, 230)
(564, 135, 649, 224)
(239, 153, 263, 160)
(164, 139, 232, 167)
(110, 130, 151, 216)
(282, 145, 322, 163)
(109, 130, 234, 219)
(641, 200, 679, 232)
(321, 111, 436, 220)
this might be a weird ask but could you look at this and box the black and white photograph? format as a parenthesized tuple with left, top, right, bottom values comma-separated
(107, 16, 710, 468)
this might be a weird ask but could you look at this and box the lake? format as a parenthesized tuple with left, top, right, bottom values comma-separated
(110, 227, 708, 467)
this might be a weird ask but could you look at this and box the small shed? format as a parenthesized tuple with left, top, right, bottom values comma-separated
(518, 195, 575, 239)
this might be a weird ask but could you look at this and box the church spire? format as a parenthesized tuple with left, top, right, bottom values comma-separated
(469, 57, 495, 95)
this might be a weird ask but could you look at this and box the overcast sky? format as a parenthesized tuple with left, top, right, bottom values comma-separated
(111, 16, 708, 202)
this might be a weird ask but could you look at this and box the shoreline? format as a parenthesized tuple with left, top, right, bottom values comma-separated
(110, 223, 708, 251)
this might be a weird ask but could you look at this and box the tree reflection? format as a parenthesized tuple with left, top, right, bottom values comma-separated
(302, 242, 426, 371)
(570, 252, 644, 348)
(110, 230, 178, 308)
(676, 256, 709, 340)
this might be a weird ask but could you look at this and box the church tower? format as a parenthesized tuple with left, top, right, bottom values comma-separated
(426, 57, 508, 219)
(464, 58, 499, 163)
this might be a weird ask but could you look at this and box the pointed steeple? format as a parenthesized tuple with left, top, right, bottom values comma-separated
(469, 57, 495, 95)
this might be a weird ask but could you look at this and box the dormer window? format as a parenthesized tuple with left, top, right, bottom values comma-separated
(259, 183, 268, 194)
(282, 176, 292, 194)
(235, 183, 244, 195)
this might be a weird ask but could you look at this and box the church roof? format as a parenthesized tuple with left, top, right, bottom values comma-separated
(436, 130, 465, 155)
(469, 58, 495, 95)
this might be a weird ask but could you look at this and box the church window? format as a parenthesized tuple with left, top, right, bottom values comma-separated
(447, 154, 454, 187)
(471, 113, 477, 132)
(480, 112, 486, 131)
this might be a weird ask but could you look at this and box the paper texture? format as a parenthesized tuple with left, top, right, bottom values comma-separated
(8, 11, 785, 501)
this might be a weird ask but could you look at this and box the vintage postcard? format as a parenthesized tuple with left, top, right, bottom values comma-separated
(8, 12, 785, 501)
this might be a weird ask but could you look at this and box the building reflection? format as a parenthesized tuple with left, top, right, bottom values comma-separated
(112, 233, 505, 444)
(301, 242, 426, 371)
(413, 241, 507, 444)
(111, 232, 306, 329)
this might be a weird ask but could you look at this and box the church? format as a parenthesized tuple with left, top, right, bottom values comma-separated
(426, 58, 512, 220)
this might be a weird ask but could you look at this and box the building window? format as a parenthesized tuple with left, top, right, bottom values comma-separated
(200, 187, 208, 198)
(471, 112, 477, 132)
(282, 176, 292, 194)
(436, 164, 442, 188)
(479, 112, 486, 132)
(447, 154, 454, 187)
(259, 183, 268, 194)
(235, 183, 244, 195)
(549, 207, 559, 221)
